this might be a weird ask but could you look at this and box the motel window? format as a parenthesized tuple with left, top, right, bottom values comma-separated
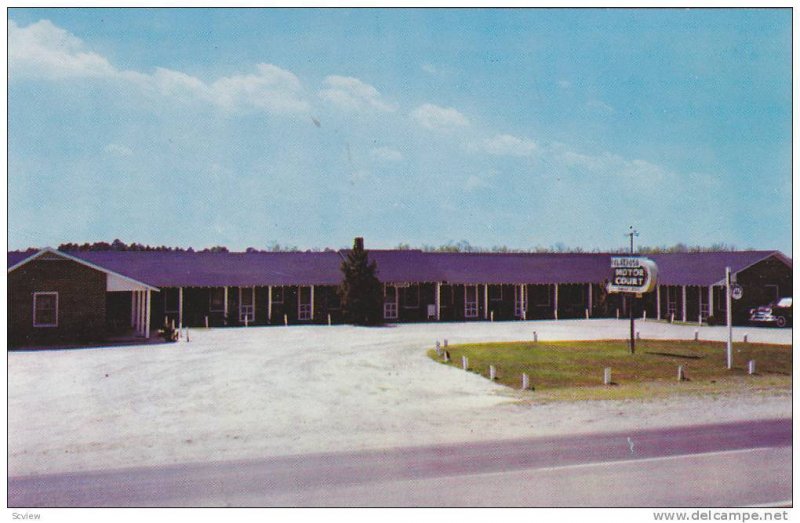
(531, 285, 551, 306)
(327, 289, 341, 310)
(209, 288, 225, 311)
(488, 285, 503, 301)
(403, 286, 419, 308)
(164, 288, 179, 313)
(33, 292, 58, 328)
(271, 287, 284, 304)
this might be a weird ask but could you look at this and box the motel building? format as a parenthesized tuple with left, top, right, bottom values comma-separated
(7, 244, 792, 348)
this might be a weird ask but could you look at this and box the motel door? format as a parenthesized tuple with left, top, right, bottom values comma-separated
(298, 286, 313, 321)
(384, 285, 399, 320)
(464, 285, 479, 318)
(239, 286, 255, 324)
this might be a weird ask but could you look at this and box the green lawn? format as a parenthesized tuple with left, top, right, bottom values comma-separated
(427, 340, 792, 400)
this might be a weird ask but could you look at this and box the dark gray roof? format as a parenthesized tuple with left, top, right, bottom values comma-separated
(7, 248, 789, 288)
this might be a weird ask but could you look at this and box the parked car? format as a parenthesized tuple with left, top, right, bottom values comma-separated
(749, 297, 792, 328)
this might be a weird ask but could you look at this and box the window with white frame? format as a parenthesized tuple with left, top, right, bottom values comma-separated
(33, 292, 58, 327)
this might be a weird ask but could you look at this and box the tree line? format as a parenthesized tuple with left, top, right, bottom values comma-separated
(8, 238, 749, 255)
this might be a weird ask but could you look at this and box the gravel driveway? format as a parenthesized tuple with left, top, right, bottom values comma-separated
(8, 319, 791, 476)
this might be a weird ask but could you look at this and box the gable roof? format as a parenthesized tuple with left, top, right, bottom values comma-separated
(7, 248, 160, 291)
(6, 248, 790, 289)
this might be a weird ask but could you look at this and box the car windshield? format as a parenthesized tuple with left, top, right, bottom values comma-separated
(776, 297, 792, 308)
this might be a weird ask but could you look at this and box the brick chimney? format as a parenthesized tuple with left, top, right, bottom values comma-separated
(354, 237, 364, 251)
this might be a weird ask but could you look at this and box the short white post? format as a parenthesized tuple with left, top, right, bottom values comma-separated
(435, 341, 441, 355)
(748, 360, 756, 375)
(444, 339, 448, 348)
(743, 334, 748, 343)
(462, 356, 469, 370)
(328, 313, 332, 326)
(489, 365, 496, 381)
(244, 315, 248, 327)
(642, 310, 647, 321)
(284, 314, 288, 326)
(636, 331, 641, 340)
(442, 350, 449, 362)
(585, 308, 589, 320)
(522, 373, 530, 390)
(616, 308, 620, 320)
(698, 313, 702, 326)
(490, 310, 494, 322)
(677, 365, 685, 381)
(171, 319, 175, 331)
(694, 330, 699, 341)
(670, 313, 674, 324)
(204, 315, 209, 329)
(533, 331, 538, 343)
(603, 367, 612, 386)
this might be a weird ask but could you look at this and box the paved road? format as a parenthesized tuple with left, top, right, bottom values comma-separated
(8, 418, 791, 507)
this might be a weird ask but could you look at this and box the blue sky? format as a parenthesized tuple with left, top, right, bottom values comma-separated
(7, 8, 792, 253)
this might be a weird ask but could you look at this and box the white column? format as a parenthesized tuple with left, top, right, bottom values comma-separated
(554, 284, 559, 320)
(698, 287, 703, 322)
(138, 291, 145, 336)
(310, 285, 315, 320)
(178, 287, 184, 328)
(587, 283, 593, 317)
(435, 283, 441, 321)
(484, 284, 489, 320)
(223, 286, 228, 321)
(145, 290, 151, 339)
(131, 292, 137, 328)
(656, 285, 661, 319)
(709, 286, 714, 318)
(268, 285, 273, 324)
(682, 285, 687, 323)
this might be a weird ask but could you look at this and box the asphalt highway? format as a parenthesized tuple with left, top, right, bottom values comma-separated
(8, 418, 791, 507)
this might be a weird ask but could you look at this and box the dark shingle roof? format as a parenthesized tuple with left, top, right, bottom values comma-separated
(7, 248, 789, 288)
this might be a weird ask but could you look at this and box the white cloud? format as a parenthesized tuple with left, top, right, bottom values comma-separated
(9, 19, 310, 115)
(318, 75, 396, 112)
(104, 143, 133, 157)
(410, 103, 470, 130)
(421, 63, 438, 75)
(480, 134, 539, 157)
(9, 20, 116, 79)
(586, 99, 615, 114)
(464, 175, 491, 192)
(370, 147, 404, 162)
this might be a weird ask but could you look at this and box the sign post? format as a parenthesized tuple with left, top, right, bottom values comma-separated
(726, 266, 733, 370)
(608, 250, 658, 355)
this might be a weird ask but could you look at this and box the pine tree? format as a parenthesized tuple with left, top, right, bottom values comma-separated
(339, 237, 383, 325)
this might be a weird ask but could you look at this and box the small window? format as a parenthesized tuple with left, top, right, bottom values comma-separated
(403, 286, 420, 308)
(209, 288, 225, 311)
(33, 292, 58, 327)
(164, 288, 179, 313)
(489, 285, 503, 301)
(327, 289, 341, 310)
(271, 287, 284, 304)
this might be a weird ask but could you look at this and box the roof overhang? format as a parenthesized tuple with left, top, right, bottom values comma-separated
(7, 248, 159, 292)
(710, 251, 792, 287)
